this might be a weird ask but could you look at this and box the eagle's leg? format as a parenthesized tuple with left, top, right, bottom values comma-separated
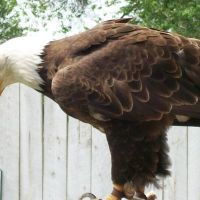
(123, 182, 156, 200)
(110, 183, 156, 200)
(81, 117, 172, 200)
(105, 117, 172, 200)
(79, 183, 156, 200)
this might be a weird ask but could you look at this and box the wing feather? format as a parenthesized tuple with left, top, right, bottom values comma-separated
(52, 19, 200, 122)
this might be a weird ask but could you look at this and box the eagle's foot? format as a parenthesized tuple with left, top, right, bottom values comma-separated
(123, 182, 156, 200)
(79, 185, 156, 200)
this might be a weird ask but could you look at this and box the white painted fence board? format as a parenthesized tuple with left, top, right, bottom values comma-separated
(67, 116, 80, 200)
(164, 126, 188, 200)
(91, 128, 112, 199)
(19, 85, 43, 200)
(43, 97, 67, 200)
(78, 122, 92, 192)
(0, 84, 20, 200)
(188, 127, 200, 200)
(67, 117, 92, 200)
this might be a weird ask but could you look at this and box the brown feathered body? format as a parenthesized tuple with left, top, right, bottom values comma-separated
(37, 19, 200, 190)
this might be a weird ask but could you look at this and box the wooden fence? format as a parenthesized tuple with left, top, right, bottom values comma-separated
(0, 84, 200, 200)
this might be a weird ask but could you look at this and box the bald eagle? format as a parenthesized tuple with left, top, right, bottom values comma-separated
(0, 19, 200, 200)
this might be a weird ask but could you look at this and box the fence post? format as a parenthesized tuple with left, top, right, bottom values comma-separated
(0, 170, 2, 200)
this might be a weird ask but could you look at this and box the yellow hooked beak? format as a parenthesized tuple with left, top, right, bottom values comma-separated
(0, 80, 4, 96)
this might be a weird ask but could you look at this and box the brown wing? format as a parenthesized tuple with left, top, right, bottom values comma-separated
(51, 19, 200, 123)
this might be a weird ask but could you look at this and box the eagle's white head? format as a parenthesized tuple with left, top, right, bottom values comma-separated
(0, 35, 51, 94)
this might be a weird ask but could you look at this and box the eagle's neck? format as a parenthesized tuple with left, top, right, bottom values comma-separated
(0, 35, 52, 91)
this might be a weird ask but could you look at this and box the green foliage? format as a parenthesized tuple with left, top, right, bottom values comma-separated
(120, 0, 200, 38)
(0, 0, 90, 40)
(20, 0, 90, 33)
(1, 0, 199, 41)
(0, 0, 24, 42)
